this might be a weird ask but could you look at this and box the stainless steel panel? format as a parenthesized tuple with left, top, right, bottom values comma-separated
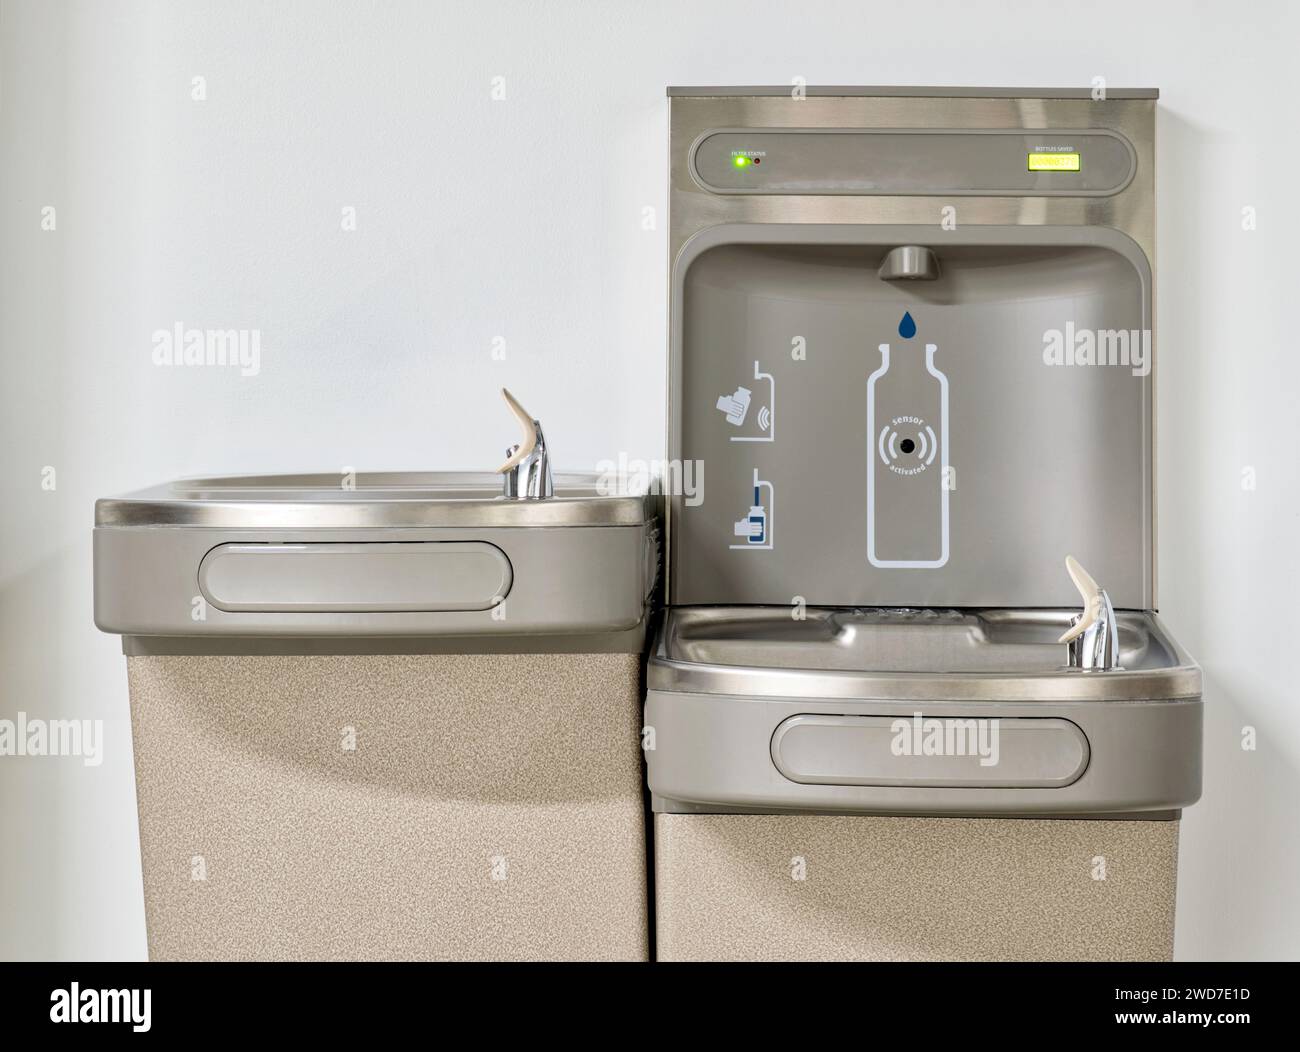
(667, 93, 1158, 608)
(671, 225, 1152, 608)
(668, 95, 1156, 269)
(95, 523, 655, 640)
(691, 129, 1135, 196)
(198, 542, 513, 613)
(646, 684, 1200, 815)
(667, 86, 1160, 99)
(771, 714, 1089, 788)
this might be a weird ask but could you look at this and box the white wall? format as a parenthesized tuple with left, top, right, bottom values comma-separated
(2, 0, 1297, 960)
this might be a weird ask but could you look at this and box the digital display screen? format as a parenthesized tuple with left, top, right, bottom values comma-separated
(1028, 152, 1081, 172)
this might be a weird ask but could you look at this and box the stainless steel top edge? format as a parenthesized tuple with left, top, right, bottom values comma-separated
(647, 658, 1203, 703)
(667, 86, 1159, 99)
(95, 471, 658, 529)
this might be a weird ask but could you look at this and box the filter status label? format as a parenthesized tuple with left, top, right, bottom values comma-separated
(1028, 151, 1081, 172)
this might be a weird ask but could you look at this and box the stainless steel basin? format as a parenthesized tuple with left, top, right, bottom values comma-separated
(645, 605, 1203, 815)
(93, 471, 658, 641)
(650, 607, 1200, 702)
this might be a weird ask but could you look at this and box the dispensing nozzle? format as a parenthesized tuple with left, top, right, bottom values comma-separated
(496, 388, 553, 499)
(1059, 555, 1120, 671)
(878, 245, 941, 281)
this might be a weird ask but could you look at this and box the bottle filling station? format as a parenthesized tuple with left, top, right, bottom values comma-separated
(645, 86, 1202, 961)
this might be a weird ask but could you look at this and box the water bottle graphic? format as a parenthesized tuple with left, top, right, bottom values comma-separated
(866, 338, 949, 568)
(730, 469, 774, 550)
(742, 486, 766, 544)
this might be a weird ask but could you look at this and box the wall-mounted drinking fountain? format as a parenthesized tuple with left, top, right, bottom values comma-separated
(649, 85, 1201, 962)
(94, 392, 658, 960)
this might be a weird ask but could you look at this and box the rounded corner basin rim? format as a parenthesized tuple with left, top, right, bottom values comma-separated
(650, 655, 1203, 702)
(661, 607, 1191, 675)
(650, 607, 1203, 702)
(94, 471, 656, 528)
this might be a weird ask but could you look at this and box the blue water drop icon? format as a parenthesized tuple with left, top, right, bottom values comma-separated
(898, 311, 917, 339)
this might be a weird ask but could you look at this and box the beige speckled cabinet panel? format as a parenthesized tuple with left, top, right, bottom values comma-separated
(654, 813, 1177, 961)
(127, 654, 648, 960)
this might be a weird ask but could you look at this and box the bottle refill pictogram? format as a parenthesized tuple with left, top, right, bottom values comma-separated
(867, 312, 949, 567)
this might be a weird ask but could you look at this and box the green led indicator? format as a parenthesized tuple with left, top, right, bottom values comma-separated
(733, 155, 750, 168)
